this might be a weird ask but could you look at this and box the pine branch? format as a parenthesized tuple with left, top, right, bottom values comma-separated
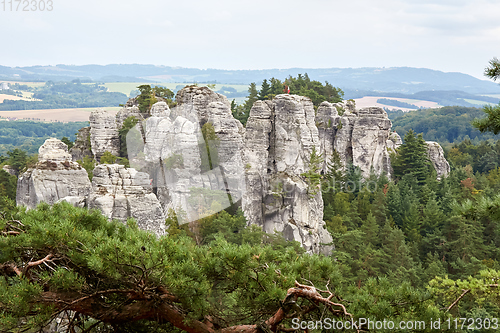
(446, 289, 470, 313)
(34, 281, 355, 333)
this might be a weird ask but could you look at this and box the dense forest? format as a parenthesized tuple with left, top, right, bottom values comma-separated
(3, 131, 500, 332)
(0, 120, 88, 155)
(389, 106, 500, 144)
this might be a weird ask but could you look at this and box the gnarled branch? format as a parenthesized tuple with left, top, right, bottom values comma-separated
(34, 281, 353, 333)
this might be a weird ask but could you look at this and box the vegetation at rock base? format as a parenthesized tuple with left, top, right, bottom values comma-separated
(76, 155, 96, 181)
(0, 148, 38, 175)
(100, 151, 129, 168)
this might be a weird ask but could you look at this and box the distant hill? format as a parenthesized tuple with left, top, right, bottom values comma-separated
(1, 64, 499, 95)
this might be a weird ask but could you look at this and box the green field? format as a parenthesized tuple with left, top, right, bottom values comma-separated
(462, 98, 496, 106)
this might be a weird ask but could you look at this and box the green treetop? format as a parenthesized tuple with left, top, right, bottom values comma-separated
(392, 129, 433, 185)
(258, 79, 271, 101)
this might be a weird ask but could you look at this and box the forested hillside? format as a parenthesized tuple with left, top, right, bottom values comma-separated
(0, 80, 127, 111)
(390, 106, 500, 144)
(0, 120, 88, 155)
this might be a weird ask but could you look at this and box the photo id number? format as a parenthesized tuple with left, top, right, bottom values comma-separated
(2, 0, 54, 11)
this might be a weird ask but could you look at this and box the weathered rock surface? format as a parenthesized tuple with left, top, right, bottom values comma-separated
(133, 88, 246, 224)
(317, 100, 401, 178)
(2, 165, 17, 176)
(115, 105, 146, 129)
(16, 138, 92, 209)
(426, 141, 451, 179)
(242, 95, 333, 254)
(69, 127, 92, 162)
(174, 86, 228, 124)
(89, 109, 120, 162)
(87, 164, 166, 235)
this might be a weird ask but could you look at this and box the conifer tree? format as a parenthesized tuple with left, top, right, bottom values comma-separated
(258, 79, 271, 100)
(370, 189, 388, 227)
(392, 130, 433, 185)
(243, 82, 258, 116)
(386, 183, 403, 227)
(269, 77, 282, 97)
(421, 191, 444, 236)
(361, 212, 379, 246)
(378, 222, 420, 285)
(300, 146, 323, 197)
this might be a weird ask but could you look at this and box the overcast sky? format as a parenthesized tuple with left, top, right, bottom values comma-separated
(1, 0, 499, 79)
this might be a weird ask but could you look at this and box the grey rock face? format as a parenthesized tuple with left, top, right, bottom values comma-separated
(426, 141, 451, 180)
(87, 164, 166, 235)
(317, 101, 401, 178)
(149, 102, 170, 118)
(133, 91, 246, 224)
(351, 107, 393, 178)
(115, 105, 146, 129)
(89, 109, 120, 162)
(242, 95, 333, 254)
(16, 138, 92, 209)
(70, 127, 92, 162)
(174, 86, 228, 124)
(2, 165, 17, 176)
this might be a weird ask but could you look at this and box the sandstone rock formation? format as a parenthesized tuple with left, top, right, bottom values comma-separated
(132, 87, 246, 224)
(426, 141, 450, 179)
(317, 100, 401, 178)
(16, 138, 92, 209)
(89, 109, 120, 162)
(2, 165, 17, 176)
(115, 104, 146, 129)
(242, 95, 333, 254)
(174, 86, 228, 124)
(87, 164, 166, 235)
